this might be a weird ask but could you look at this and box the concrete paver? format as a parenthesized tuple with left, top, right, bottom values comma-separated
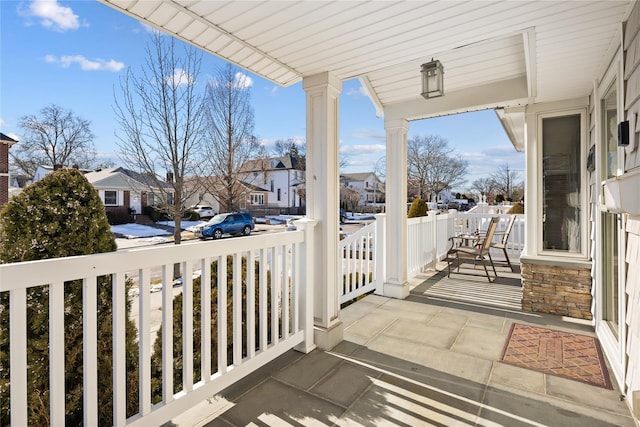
(171, 267, 636, 427)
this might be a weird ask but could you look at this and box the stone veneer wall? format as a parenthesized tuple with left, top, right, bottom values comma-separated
(521, 261, 593, 320)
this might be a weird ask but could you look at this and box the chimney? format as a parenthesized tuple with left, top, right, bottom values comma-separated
(166, 171, 174, 183)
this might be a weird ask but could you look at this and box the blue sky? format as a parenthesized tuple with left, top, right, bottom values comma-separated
(1, 0, 524, 192)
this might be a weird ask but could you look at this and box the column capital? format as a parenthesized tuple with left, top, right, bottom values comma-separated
(384, 118, 409, 132)
(302, 72, 342, 92)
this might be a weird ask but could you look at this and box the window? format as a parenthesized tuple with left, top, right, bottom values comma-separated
(270, 180, 274, 192)
(251, 194, 264, 205)
(601, 212, 620, 338)
(540, 112, 584, 254)
(104, 190, 117, 205)
(277, 188, 281, 201)
(166, 192, 174, 205)
(602, 80, 618, 179)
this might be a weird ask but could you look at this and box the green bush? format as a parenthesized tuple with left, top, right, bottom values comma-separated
(508, 202, 524, 214)
(182, 208, 200, 221)
(150, 256, 272, 403)
(0, 168, 139, 425)
(407, 198, 428, 218)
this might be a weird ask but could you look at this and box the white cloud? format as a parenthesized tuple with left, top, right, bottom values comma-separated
(260, 136, 305, 150)
(349, 128, 386, 141)
(234, 72, 253, 89)
(265, 86, 279, 96)
(0, 118, 4, 127)
(339, 143, 385, 156)
(166, 68, 195, 86)
(26, 0, 80, 32)
(45, 54, 125, 72)
(346, 85, 368, 97)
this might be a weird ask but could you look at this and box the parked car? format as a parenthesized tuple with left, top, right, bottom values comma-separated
(193, 212, 254, 239)
(190, 205, 215, 219)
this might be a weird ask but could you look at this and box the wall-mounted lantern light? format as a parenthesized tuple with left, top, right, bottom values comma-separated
(421, 59, 444, 99)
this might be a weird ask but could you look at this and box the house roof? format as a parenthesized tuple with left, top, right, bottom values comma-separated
(1, 132, 18, 146)
(341, 172, 376, 182)
(84, 167, 172, 191)
(241, 155, 303, 172)
(99, 1, 631, 121)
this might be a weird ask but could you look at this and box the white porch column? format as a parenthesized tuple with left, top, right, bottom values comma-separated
(302, 72, 344, 350)
(384, 118, 410, 299)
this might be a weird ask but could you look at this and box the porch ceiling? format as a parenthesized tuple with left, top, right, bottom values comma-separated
(100, 1, 631, 120)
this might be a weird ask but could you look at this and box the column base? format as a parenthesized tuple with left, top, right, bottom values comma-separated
(313, 320, 344, 350)
(381, 280, 409, 299)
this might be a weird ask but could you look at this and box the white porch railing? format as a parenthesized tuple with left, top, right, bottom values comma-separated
(1, 221, 315, 427)
(338, 212, 525, 304)
(338, 221, 378, 304)
(3, 212, 524, 425)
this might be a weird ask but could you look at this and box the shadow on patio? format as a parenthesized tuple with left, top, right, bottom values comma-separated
(170, 262, 634, 427)
(411, 260, 523, 312)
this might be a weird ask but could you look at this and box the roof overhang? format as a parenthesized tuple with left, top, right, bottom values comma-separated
(99, 1, 634, 150)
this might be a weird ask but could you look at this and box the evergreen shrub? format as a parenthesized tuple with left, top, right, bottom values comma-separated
(0, 168, 139, 425)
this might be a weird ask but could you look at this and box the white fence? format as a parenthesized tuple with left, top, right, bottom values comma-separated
(407, 212, 524, 277)
(1, 221, 316, 427)
(339, 212, 525, 304)
(3, 212, 524, 425)
(338, 221, 378, 304)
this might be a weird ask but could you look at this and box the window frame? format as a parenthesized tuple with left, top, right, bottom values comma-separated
(536, 108, 588, 259)
(104, 190, 118, 206)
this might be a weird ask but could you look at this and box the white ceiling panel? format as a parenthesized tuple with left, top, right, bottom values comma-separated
(99, 0, 632, 113)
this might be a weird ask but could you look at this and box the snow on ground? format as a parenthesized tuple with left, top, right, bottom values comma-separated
(157, 220, 206, 230)
(111, 223, 171, 239)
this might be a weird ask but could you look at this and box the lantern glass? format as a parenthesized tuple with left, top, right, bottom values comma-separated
(421, 60, 444, 99)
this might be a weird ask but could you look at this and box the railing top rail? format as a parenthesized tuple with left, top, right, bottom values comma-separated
(339, 221, 376, 246)
(0, 230, 304, 292)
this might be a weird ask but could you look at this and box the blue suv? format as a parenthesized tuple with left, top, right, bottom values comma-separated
(194, 212, 254, 239)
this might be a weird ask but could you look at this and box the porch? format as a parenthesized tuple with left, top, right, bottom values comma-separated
(4, 210, 635, 425)
(172, 272, 633, 426)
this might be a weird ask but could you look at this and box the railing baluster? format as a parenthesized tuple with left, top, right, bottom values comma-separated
(233, 254, 242, 366)
(139, 268, 151, 416)
(83, 276, 98, 425)
(182, 261, 193, 392)
(271, 247, 279, 345)
(113, 272, 127, 426)
(201, 258, 212, 381)
(259, 249, 268, 352)
(10, 287, 28, 426)
(50, 281, 65, 425)
(217, 256, 227, 374)
(282, 244, 290, 339)
(246, 251, 256, 358)
(290, 243, 298, 334)
(161, 264, 174, 403)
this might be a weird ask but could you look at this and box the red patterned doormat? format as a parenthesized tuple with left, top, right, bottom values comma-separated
(500, 323, 612, 389)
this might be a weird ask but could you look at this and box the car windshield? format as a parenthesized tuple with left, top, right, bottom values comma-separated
(208, 213, 228, 224)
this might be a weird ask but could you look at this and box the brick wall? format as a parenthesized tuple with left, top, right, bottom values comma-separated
(521, 261, 593, 320)
(1, 143, 9, 206)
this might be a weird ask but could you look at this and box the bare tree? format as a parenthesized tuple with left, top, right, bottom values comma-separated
(11, 104, 96, 176)
(490, 163, 522, 201)
(469, 177, 496, 203)
(340, 184, 361, 213)
(114, 31, 206, 244)
(407, 135, 468, 200)
(203, 63, 263, 212)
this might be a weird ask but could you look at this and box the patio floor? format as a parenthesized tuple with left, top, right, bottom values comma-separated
(169, 262, 635, 427)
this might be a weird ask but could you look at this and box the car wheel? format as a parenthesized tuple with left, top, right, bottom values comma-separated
(243, 225, 251, 236)
(213, 228, 223, 239)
